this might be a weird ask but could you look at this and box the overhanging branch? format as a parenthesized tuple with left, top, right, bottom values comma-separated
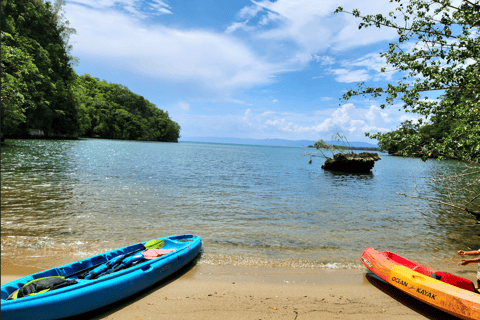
(397, 192, 470, 211)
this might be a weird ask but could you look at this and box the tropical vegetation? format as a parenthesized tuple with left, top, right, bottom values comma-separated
(335, 0, 479, 216)
(1, 0, 180, 142)
(74, 74, 180, 142)
(335, 0, 479, 163)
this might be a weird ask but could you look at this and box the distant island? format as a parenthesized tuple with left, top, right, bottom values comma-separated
(179, 137, 380, 150)
(308, 145, 381, 151)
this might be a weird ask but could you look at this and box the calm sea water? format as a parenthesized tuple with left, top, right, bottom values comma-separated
(1, 139, 478, 271)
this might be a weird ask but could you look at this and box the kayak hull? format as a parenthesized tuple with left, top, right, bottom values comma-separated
(361, 248, 480, 320)
(1, 234, 202, 320)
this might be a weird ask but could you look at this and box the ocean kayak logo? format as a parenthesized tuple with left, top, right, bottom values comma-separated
(416, 287, 437, 300)
(392, 276, 408, 287)
(392, 276, 437, 300)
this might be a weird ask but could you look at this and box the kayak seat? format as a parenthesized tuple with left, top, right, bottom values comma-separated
(431, 272, 477, 293)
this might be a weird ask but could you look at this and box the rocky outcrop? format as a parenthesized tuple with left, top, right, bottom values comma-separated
(322, 152, 381, 173)
(358, 152, 381, 161)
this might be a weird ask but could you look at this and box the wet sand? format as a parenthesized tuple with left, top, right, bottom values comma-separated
(2, 263, 466, 320)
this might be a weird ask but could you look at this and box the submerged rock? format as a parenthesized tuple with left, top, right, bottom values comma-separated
(321, 152, 381, 173)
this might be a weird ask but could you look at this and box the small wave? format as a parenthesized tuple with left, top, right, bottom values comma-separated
(199, 253, 363, 269)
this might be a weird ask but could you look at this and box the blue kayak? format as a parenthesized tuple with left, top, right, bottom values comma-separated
(1, 234, 202, 320)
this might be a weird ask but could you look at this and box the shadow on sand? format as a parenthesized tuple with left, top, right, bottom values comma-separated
(64, 253, 202, 320)
(365, 272, 459, 320)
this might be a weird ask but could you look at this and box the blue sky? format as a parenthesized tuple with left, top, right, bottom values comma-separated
(65, 0, 427, 143)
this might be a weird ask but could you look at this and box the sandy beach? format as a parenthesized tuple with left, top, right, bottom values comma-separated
(2, 262, 466, 320)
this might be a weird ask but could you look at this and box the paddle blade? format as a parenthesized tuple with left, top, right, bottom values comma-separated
(145, 239, 164, 249)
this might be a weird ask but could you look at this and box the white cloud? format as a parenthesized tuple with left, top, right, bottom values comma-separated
(68, 0, 404, 96)
(258, 11, 284, 26)
(176, 102, 190, 111)
(67, 3, 280, 91)
(312, 55, 335, 65)
(70, 0, 172, 18)
(366, 105, 390, 123)
(344, 53, 385, 70)
(149, 0, 172, 15)
(342, 52, 395, 80)
(243, 108, 253, 125)
(327, 68, 370, 83)
(238, 4, 263, 19)
(65, 0, 417, 142)
(241, 103, 395, 138)
(177, 102, 406, 142)
(228, 0, 399, 54)
(324, 52, 396, 84)
(225, 20, 256, 34)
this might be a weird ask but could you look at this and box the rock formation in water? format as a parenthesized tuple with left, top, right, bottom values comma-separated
(321, 152, 381, 173)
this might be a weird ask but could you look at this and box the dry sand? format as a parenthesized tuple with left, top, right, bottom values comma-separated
(1, 263, 464, 320)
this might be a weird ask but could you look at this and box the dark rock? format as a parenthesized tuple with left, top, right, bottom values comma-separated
(321, 152, 381, 173)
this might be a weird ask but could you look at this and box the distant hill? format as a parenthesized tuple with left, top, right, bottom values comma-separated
(179, 137, 378, 148)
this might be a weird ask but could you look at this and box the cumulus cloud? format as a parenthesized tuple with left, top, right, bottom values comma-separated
(177, 102, 403, 141)
(238, 103, 395, 139)
(365, 105, 390, 123)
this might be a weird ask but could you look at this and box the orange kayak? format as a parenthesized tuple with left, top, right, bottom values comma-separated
(360, 248, 480, 320)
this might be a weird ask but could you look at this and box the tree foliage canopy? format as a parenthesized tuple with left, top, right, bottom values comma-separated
(335, 0, 479, 163)
(1, 0, 180, 142)
(74, 74, 181, 142)
(1, 0, 78, 137)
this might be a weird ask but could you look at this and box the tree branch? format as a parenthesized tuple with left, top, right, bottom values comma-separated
(397, 192, 468, 211)
(462, 0, 480, 9)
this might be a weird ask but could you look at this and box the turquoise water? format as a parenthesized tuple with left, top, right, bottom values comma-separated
(1, 139, 478, 270)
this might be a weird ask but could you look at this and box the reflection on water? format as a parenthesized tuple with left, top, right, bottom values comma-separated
(1, 141, 79, 238)
(1, 139, 479, 272)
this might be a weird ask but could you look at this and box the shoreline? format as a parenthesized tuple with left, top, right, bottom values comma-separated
(1, 264, 459, 319)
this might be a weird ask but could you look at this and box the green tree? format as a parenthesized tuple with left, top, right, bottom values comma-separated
(73, 74, 181, 142)
(0, 31, 40, 135)
(335, 0, 479, 217)
(335, 0, 479, 163)
(1, 0, 78, 137)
